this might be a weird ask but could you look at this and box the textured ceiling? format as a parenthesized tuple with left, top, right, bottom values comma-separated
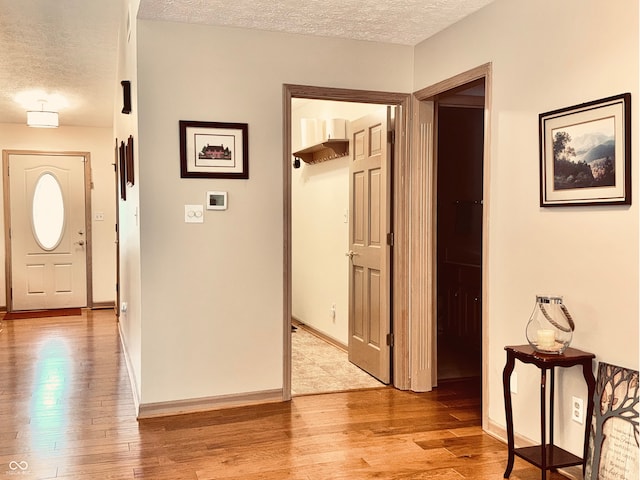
(0, 0, 123, 127)
(137, 0, 495, 46)
(0, 0, 494, 128)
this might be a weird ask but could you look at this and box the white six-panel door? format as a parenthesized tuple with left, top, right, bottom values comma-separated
(348, 109, 391, 384)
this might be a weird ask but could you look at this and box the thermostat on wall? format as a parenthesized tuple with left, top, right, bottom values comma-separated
(206, 191, 227, 210)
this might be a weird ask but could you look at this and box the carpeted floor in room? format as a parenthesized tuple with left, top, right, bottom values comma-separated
(291, 326, 384, 395)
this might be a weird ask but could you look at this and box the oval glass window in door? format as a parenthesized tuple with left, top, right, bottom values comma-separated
(32, 172, 65, 250)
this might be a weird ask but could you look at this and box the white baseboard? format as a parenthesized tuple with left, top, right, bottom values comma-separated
(137, 389, 284, 419)
(117, 322, 141, 414)
(291, 315, 347, 352)
(91, 301, 116, 310)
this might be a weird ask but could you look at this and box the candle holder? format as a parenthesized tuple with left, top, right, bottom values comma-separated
(525, 295, 574, 354)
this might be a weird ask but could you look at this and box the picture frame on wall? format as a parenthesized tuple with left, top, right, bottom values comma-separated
(118, 140, 126, 201)
(126, 135, 134, 186)
(539, 93, 631, 206)
(179, 120, 249, 179)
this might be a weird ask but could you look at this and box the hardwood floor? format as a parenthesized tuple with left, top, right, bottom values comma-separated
(0, 310, 570, 479)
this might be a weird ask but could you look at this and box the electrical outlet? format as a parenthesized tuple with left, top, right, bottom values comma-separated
(572, 396, 584, 424)
(510, 372, 518, 394)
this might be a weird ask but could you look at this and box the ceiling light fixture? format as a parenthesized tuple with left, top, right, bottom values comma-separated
(27, 100, 59, 128)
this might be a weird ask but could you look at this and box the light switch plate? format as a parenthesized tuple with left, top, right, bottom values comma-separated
(185, 204, 204, 223)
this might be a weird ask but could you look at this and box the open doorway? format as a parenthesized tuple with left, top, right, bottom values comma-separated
(290, 98, 390, 395)
(435, 80, 485, 382)
(283, 85, 412, 400)
(411, 64, 491, 426)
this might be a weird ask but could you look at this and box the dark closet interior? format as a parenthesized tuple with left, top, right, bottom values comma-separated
(436, 81, 485, 381)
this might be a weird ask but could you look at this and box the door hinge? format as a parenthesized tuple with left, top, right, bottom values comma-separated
(386, 333, 394, 347)
(386, 232, 394, 246)
(388, 130, 395, 145)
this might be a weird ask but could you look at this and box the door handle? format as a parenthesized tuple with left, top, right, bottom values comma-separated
(75, 240, 85, 246)
(345, 250, 358, 259)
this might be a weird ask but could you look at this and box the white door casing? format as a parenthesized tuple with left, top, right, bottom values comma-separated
(348, 108, 391, 384)
(5, 152, 89, 311)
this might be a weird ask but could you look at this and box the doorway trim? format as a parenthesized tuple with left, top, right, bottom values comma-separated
(3, 149, 93, 312)
(411, 63, 492, 428)
(282, 85, 411, 400)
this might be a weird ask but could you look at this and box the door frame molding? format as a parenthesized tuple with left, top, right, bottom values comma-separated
(2, 149, 93, 312)
(411, 63, 492, 427)
(282, 85, 411, 399)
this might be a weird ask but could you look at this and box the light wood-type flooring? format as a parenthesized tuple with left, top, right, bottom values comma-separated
(0, 310, 570, 479)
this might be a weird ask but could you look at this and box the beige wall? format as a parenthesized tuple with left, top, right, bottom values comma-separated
(119, 2, 639, 445)
(0, 124, 117, 306)
(134, 21, 413, 404)
(114, 0, 142, 407)
(413, 0, 638, 455)
(291, 99, 385, 345)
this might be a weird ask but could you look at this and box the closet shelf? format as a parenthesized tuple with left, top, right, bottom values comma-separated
(293, 139, 349, 164)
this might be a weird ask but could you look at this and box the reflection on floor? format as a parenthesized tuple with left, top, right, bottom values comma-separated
(292, 326, 384, 396)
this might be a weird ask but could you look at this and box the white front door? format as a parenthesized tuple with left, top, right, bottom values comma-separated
(348, 108, 392, 384)
(6, 152, 88, 311)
